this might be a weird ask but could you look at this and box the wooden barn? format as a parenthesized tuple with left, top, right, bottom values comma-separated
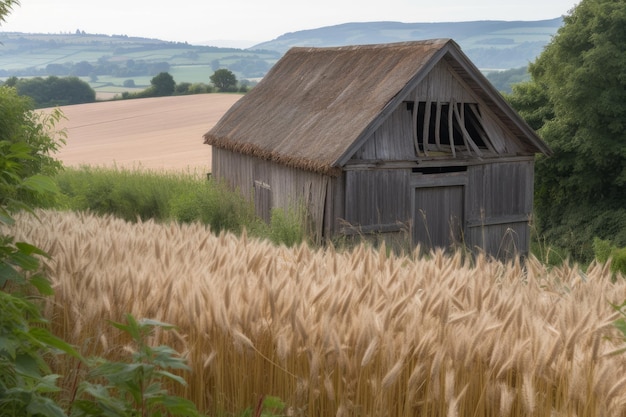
(203, 39, 551, 258)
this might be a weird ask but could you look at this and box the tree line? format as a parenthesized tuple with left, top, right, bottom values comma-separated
(1, 68, 245, 108)
(507, 0, 626, 262)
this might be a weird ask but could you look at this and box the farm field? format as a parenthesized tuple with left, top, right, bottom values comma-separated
(6, 209, 626, 416)
(46, 93, 241, 173)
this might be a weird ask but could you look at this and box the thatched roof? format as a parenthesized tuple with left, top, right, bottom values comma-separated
(204, 39, 549, 176)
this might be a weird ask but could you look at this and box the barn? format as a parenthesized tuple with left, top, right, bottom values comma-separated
(203, 39, 551, 258)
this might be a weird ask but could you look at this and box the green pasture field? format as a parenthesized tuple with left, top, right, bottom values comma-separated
(169, 65, 213, 84)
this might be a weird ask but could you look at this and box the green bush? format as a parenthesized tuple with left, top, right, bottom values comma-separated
(592, 237, 626, 277)
(612, 247, 626, 277)
(71, 315, 199, 417)
(269, 207, 307, 248)
(593, 237, 613, 264)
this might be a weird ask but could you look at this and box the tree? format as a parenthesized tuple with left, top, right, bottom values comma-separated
(14, 76, 95, 108)
(210, 68, 237, 92)
(71, 60, 93, 76)
(508, 0, 626, 260)
(149, 71, 175, 96)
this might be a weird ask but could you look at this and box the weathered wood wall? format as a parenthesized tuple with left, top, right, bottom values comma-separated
(465, 160, 534, 258)
(406, 160, 534, 257)
(343, 168, 411, 233)
(212, 148, 332, 242)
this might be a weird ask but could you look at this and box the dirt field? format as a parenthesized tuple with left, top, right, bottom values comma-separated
(48, 94, 241, 173)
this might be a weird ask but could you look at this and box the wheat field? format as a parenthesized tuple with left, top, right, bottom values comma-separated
(7, 209, 626, 416)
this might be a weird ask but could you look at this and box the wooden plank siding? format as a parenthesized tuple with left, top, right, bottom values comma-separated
(414, 60, 475, 102)
(212, 148, 331, 243)
(342, 168, 411, 235)
(410, 172, 467, 253)
(465, 160, 534, 258)
(354, 105, 415, 160)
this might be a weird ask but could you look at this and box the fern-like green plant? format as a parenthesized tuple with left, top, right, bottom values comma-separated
(71, 314, 199, 417)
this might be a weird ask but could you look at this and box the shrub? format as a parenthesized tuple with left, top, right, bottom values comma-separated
(71, 315, 199, 417)
(268, 207, 307, 247)
(593, 237, 626, 277)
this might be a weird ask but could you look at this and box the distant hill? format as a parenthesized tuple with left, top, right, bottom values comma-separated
(0, 19, 562, 97)
(253, 19, 563, 70)
(0, 31, 281, 97)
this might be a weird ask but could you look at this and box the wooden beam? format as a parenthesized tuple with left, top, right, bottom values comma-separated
(466, 214, 530, 228)
(410, 171, 468, 187)
(453, 102, 483, 157)
(412, 92, 422, 157)
(468, 103, 497, 154)
(435, 101, 442, 151)
(422, 98, 431, 157)
(340, 222, 407, 235)
(448, 100, 456, 158)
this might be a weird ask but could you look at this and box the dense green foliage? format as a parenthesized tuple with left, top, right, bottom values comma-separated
(148, 72, 176, 97)
(593, 238, 626, 276)
(0, 86, 65, 213)
(210, 68, 238, 92)
(4, 76, 96, 108)
(508, 0, 626, 262)
(0, 74, 78, 416)
(72, 315, 199, 417)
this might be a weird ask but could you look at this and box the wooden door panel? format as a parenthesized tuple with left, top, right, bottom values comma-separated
(413, 186, 463, 251)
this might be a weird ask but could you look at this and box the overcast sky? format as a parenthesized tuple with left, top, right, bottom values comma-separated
(1, 0, 579, 47)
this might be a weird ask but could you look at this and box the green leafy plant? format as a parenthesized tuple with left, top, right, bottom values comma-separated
(71, 314, 199, 417)
(0, 290, 79, 417)
(239, 395, 285, 417)
(593, 237, 626, 276)
(268, 207, 307, 248)
(0, 81, 78, 417)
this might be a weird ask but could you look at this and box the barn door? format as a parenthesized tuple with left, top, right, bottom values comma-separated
(413, 185, 464, 252)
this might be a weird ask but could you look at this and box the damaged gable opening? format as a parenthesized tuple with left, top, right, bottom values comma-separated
(406, 100, 498, 158)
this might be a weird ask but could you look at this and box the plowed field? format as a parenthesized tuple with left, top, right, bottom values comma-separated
(48, 94, 241, 172)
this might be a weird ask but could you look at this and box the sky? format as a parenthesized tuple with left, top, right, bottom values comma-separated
(1, 0, 579, 48)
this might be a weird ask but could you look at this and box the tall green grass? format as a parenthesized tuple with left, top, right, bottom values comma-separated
(53, 166, 307, 246)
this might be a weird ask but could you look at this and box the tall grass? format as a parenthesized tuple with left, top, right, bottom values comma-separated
(6, 209, 626, 416)
(53, 166, 305, 244)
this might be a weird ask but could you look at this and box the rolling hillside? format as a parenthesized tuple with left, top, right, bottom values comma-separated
(1, 18, 562, 83)
(47, 93, 241, 172)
